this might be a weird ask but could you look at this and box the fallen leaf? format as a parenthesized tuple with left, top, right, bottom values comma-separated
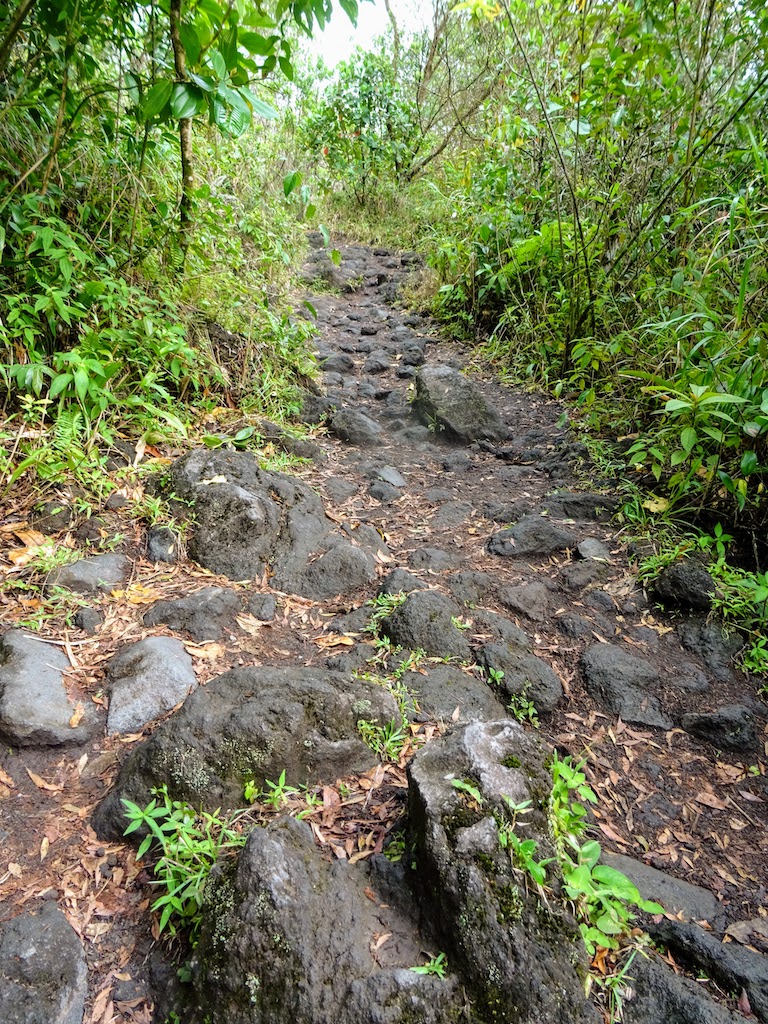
(694, 791, 728, 810)
(738, 990, 752, 1015)
(69, 703, 84, 728)
(372, 932, 392, 951)
(26, 768, 63, 792)
(738, 790, 765, 803)
(40, 837, 49, 861)
(313, 633, 355, 649)
(0, 767, 15, 788)
(8, 862, 22, 877)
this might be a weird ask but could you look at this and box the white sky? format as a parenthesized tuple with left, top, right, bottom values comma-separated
(306, 0, 430, 68)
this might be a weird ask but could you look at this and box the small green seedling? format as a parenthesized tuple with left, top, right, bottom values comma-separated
(451, 777, 484, 805)
(410, 952, 448, 978)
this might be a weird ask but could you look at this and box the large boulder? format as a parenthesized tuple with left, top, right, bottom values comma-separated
(407, 720, 598, 1024)
(165, 449, 380, 598)
(0, 902, 88, 1024)
(413, 365, 507, 442)
(624, 957, 746, 1024)
(477, 642, 563, 713)
(0, 631, 99, 746)
(380, 590, 472, 661)
(488, 515, 577, 558)
(92, 666, 397, 841)
(188, 818, 466, 1024)
(143, 586, 242, 641)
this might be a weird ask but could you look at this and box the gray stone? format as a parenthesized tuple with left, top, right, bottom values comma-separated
(408, 546, 462, 571)
(73, 607, 103, 634)
(402, 665, 509, 724)
(247, 593, 276, 620)
(30, 500, 73, 533)
(647, 919, 768, 1023)
(471, 609, 531, 648)
(677, 619, 743, 682)
(488, 515, 576, 558)
(539, 491, 618, 521)
(446, 570, 496, 607)
(498, 582, 551, 622)
(478, 642, 563, 712)
(0, 902, 87, 1024)
(189, 818, 465, 1024)
(681, 705, 758, 751)
(329, 408, 383, 446)
(144, 587, 242, 641)
(624, 957, 745, 1024)
(560, 561, 614, 590)
(378, 568, 427, 596)
(324, 476, 358, 503)
(381, 590, 472, 661)
(369, 480, 400, 502)
(106, 636, 197, 735)
(430, 500, 472, 528)
(580, 644, 673, 730)
(368, 465, 406, 488)
(408, 720, 598, 1024)
(603, 852, 722, 924)
(413, 364, 507, 442)
(92, 666, 397, 841)
(577, 538, 612, 561)
(362, 350, 392, 374)
(654, 561, 715, 611)
(0, 631, 99, 746)
(146, 526, 180, 563)
(166, 449, 383, 599)
(319, 352, 355, 374)
(402, 342, 426, 366)
(48, 552, 130, 594)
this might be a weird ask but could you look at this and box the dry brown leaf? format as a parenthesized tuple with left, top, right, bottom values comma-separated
(236, 613, 266, 636)
(694, 791, 728, 810)
(738, 990, 752, 1016)
(738, 789, 765, 803)
(26, 768, 63, 792)
(69, 703, 85, 728)
(8, 862, 22, 877)
(40, 837, 49, 861)
(372, 932, 392, 951)
(0, 767, 15, 788)
(313, 633, 355, 649)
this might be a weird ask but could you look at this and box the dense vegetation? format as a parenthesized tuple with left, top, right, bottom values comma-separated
(1, 0, 767, 649)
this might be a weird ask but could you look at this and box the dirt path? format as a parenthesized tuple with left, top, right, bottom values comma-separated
(0, 242, 766, 1023)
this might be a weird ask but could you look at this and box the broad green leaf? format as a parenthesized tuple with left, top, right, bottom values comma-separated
(73, 367, 89, 402)
(283, 170, 302, 196)
(171, 83, 203, 120)
(209, 49, 227, 79)
(591, 865, 641, 902)
(339, 0, 358, 24)
(239, 87, 278, 119)
(568, 118, 591, 135)
(143, 79, 173, 120)
(330, 248, 341, 266)
(180, 22, 201, 64)
(680, 426, 697, 453)
(740, 450, 759, 475)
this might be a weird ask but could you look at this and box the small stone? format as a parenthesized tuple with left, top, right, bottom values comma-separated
(368, 466, 407, 488)
(48, 553, 130, 595)
(498, 582, 550, 622)
(369, 480, 400, 503)
(488, 516, 576, 558)
(106, 636, 197, 735)
(247, 593, 276, 620)
(30, 500, 73, 533)
(378, 568, 427, 596)
(414, 364, 507, 442)
(146, 525, 179, 563)
(654, 560, 715, 611)
(577, 538, 612, 560)
(681, 705, 757, 751)
(73, 607, 103, 635)
(409, 546, 462, 571)
(581, 643, 672, 730)
(329, 408, 383, 446)
(144, 586, 242, 641)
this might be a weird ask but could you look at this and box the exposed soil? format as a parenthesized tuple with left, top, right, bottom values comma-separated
(0, 242, 766, 1023)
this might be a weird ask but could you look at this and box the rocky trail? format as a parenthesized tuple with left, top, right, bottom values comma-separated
(0, 241, 766, 1024)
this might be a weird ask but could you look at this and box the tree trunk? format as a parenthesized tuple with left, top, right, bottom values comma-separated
(169, 0, 193, 260)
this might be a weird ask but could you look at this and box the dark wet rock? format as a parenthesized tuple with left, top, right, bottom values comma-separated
(441, 452, 472, 473)
(472, 609, 531, 648)
(430, 500, 472, 528)
(401, 343, 426, 366)
(362, 350, 392, 374)
(189, 817, 464, 1024)
(369, 480, 400, 502)
(73, 606, 103, 634)
(0, 901, 87, 1024)
(413, 365, 507, 442)
(106, 636, 197, 735)
(328, 605, 374, 636)
(425, 486, 455, 502)
(247, 593, 276, 620)
(402, 665, 508, 724)
(30, 499, 73, 533)
(603, 853, 722, 924)
(647, 919, 768, 1023)
(378, 568, 427, 596)
(478, 642, 563, 712)
(653, 560, 716, 611)
(581, 644, 673, 729)
(408, 720, 598, 1024)
(396, 363, 417, 379)
(48, 552, 130, 594)
(484, 499, 534, 523)
(577, 538, 612, 560)
(672, 661, 711, 693)
(329, 408, 383, 446)
(677, 620, 743, 682)
(624, 957, 744, 1024)
(366, 465, 406, 488)
(397, 424, 433, 443)
(147, 525, 180, 563)
(165, 449, 381, 599)
(144, 587, 241, 642)
(360, 322, 381, 334)
(0, 630, 99, 746)
(559, 560, 614, 590)
(381, 590, 472, 660)
(73, 514, 110, 545)
(556, 612, 594, 638)
(681, 705, 758, 751)
(584, 589, 617, 613)
(324, 476, 358, 503)
(408, 546, 462, 571)
(319, 352, 355, 374)
(93, 666, 396, 841)
(446, 570, 496, 606)
(298, 393, 336, 424)
(539, 491, 617, 520)
(488, 515, 576, 558)
(498, 581, 551, 622)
